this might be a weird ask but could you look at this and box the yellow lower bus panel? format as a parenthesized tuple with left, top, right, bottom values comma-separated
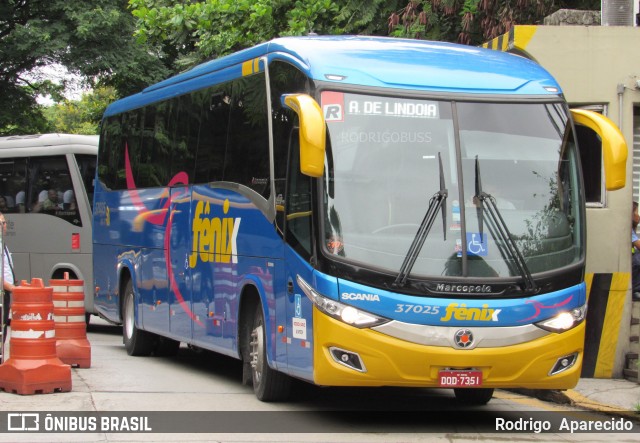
(312, 307, 584, 390)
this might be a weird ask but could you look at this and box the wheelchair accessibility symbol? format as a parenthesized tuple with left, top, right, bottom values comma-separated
(295, 294, 302, 317)
(466, 232, 488, 256)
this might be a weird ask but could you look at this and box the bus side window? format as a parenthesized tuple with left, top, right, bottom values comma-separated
(28, 155, 81, 226)
(140, 104, 171, 188)
(193, 86, 229, 184)
(269, 60, 311, 236)
(575, 124, 603, 205)
(285, 131, 313, 258)
(224, 74, 270, 199)
(170, 94, 198, 181)
(99, 115, 125, 190)
(75, 154, 97, 207)
(0, 157, 27, 214)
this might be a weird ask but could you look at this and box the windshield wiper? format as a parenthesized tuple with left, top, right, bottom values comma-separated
(394, 152, 448, 288)
(474, 156, 538, 294)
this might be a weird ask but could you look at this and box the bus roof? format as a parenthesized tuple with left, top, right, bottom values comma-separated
(105, 36, 562, 117)
(0, 134, 98, 156)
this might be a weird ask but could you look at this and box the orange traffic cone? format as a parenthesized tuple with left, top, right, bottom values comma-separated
(0, 278, 72, 394)
(50, 273, 91, 368)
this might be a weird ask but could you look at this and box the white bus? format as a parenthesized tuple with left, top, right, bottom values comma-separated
(0, 134, 97, 318)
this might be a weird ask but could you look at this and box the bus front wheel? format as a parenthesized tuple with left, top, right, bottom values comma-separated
(453, 388, 494, 405)
(250, 304, 291, 401)
(122, 280, 153, 356)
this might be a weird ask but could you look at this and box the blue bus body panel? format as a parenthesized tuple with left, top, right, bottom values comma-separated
(267, 37, 556, 94)
(93, 179, 285, 359)
(336, 279, 586, 327)
(104, 36, 560, 117)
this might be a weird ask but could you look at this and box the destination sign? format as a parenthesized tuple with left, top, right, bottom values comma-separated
(346, 100, 439, 118)
(322, 91, 440, 121)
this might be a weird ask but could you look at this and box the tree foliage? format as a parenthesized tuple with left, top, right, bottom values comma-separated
(2, 0, 604, 135)
(0, 0, 171, 135)
(130, 0, 602, 66)
(129, 0, 400, 68)
(44, 87, 118, 135)
(388, 0, 601, 45)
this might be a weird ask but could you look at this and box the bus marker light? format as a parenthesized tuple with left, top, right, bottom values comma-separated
(549, 352, 578, 375)
(278, 325, 284, 333)
(72, 233, 80, 250)
(329, 347, 366, 372)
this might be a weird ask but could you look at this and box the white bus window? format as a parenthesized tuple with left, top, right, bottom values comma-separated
(0, 157, 27, 214)
(28, 155, 81, 225)
(75, 154, 97, 209)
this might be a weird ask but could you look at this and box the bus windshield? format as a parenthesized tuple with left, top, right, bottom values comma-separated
(321, 92, 583, 280)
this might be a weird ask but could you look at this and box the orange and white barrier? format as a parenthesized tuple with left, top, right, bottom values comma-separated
(50, 274, 91, 368)
(0, 278, 71, 394)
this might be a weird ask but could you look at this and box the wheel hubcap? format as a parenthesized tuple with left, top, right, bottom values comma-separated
(250, 324, 264, 384)
(125, 295, 133, 339)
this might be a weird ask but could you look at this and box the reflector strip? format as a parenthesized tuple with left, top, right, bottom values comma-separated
(12, 329, 56, 339)
(51, 285, 83, 292)
(53, 300, 84, 308)
(54, 315, 86, 323)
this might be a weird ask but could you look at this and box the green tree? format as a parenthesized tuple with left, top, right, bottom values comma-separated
(0, 0, 171, 135)
(388, 0, 602, 45)
(44, 87, 118, 135)
(129, 0, 400, 68)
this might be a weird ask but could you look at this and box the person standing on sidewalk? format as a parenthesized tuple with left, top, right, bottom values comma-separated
(632, 202, 640, 301)
(0, 212, 16, 345)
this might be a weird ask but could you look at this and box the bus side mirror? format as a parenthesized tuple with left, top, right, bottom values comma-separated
(283, 94, 326, 178)
(570, 109, 627, 191)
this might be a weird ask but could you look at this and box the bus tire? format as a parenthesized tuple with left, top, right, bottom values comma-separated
(122, 280, 153, 356)
(453, 388, 494, 405)
(250, 304, 291, 402)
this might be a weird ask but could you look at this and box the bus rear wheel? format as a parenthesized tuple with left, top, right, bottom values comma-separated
(453, 388, 494, 405)
(122, 280, 153, 356)
(249, 304, 291, 401)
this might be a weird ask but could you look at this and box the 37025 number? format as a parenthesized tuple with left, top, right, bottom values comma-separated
(394, 304, 440, 315)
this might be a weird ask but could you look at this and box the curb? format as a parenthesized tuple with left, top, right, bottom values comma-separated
(509, 388, 572, 405)
(562, 389, 639, 417)
(515, 389, 640, 419)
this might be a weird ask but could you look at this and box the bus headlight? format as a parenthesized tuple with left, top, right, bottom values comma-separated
(535, 304, 587, 333)
(296, 275, 389, 328)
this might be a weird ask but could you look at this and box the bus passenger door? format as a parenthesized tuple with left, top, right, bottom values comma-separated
(282, 133, 315, 381)
(168, 185, 193, 340)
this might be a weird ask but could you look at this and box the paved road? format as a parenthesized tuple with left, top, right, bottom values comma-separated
(0, 317, 638, 442)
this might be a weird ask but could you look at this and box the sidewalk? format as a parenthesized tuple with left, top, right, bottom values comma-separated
(568, 378, 640, 413)
(524, 378, 640, 416)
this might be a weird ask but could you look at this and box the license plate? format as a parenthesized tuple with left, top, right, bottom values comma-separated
(439, 370, 483, 387)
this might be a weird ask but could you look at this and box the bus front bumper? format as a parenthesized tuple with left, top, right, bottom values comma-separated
(312, 308, 583, 390)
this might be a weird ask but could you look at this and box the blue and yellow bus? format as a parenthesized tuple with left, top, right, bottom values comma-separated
(93, 36, 626, 404)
